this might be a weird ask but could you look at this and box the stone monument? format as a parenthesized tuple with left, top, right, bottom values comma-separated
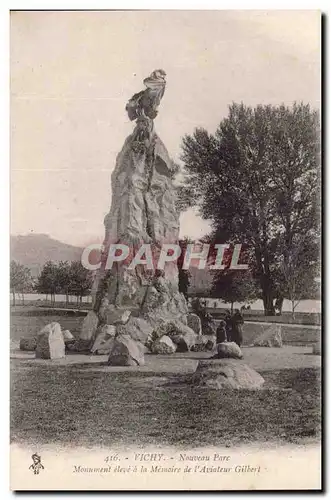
(77, 70, 199, 354)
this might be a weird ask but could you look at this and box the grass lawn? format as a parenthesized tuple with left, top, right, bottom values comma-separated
(242, 323, 319, 346)
(206, 308, 321, 326)
(10, 313, 84, 345)
(11, 362, 320, 449)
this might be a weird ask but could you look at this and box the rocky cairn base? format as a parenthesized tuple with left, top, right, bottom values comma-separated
(86, 312, 216, 366)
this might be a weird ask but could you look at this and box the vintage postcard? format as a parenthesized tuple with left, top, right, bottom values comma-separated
(10, 10, 322, 491)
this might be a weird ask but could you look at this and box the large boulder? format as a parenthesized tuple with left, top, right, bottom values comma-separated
(91, 325, 116, 355)
(80, 311, 99, 342)
(108, 335, 145, 366)
(116, 316, 154, 345)
(20, 337, 37, 351)
(74, 311, 99, 351)
(193, 359, 265, 390)
(253, 325, 283, 347)
(35, 322, 65, 360)
(150, 335, 177, 354)
(187, 313, 202, 335)
(216, 342, 243, 359)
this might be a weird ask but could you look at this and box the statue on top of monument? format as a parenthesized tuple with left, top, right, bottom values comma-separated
(126, 69, 166, 121)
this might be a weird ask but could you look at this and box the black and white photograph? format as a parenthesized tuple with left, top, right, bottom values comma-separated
(9, 9, 321, 490)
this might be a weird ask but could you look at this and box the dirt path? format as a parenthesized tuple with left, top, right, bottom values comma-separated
(11, 345, 321, 373)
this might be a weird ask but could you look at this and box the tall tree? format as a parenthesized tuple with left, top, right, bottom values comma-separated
(279, 235, 320, 318)
(177, 238, 191, 301)
(10, 260, 33, 305)
(68, 261, 92, 305)
(180, 102, 320, 315)
(211, 270, 259, 313)
(57, 261, 71, 306)
(35, 261, 60, 305)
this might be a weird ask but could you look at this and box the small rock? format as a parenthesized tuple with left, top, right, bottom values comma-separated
(191, 342, 206, 352)
(62, 330, 74, 343)
(216, 342, 243, 359)
(20, 337, 37, 351)
(151, 335, 177, 354)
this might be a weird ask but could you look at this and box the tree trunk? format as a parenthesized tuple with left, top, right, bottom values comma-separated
(255, 245, 275, 316)
(275, 296, 284, 315)
(12, 290, 16, 306)
(22, 293, 24, 305)
(231, 302, 234, 313)
(262, 292, 275, 316)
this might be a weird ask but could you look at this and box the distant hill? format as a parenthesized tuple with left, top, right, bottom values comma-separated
(10, 234, 83, 277)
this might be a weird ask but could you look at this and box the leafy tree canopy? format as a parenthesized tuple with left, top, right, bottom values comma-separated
(179, 102, 320, 314)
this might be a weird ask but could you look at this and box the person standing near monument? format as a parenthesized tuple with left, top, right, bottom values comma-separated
(224, 310, 233, 342)
(216, 319, 227, 344)
(231, 309, 244, 347)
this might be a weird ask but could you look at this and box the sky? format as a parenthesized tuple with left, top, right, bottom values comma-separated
(10, 10, 320, 248)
